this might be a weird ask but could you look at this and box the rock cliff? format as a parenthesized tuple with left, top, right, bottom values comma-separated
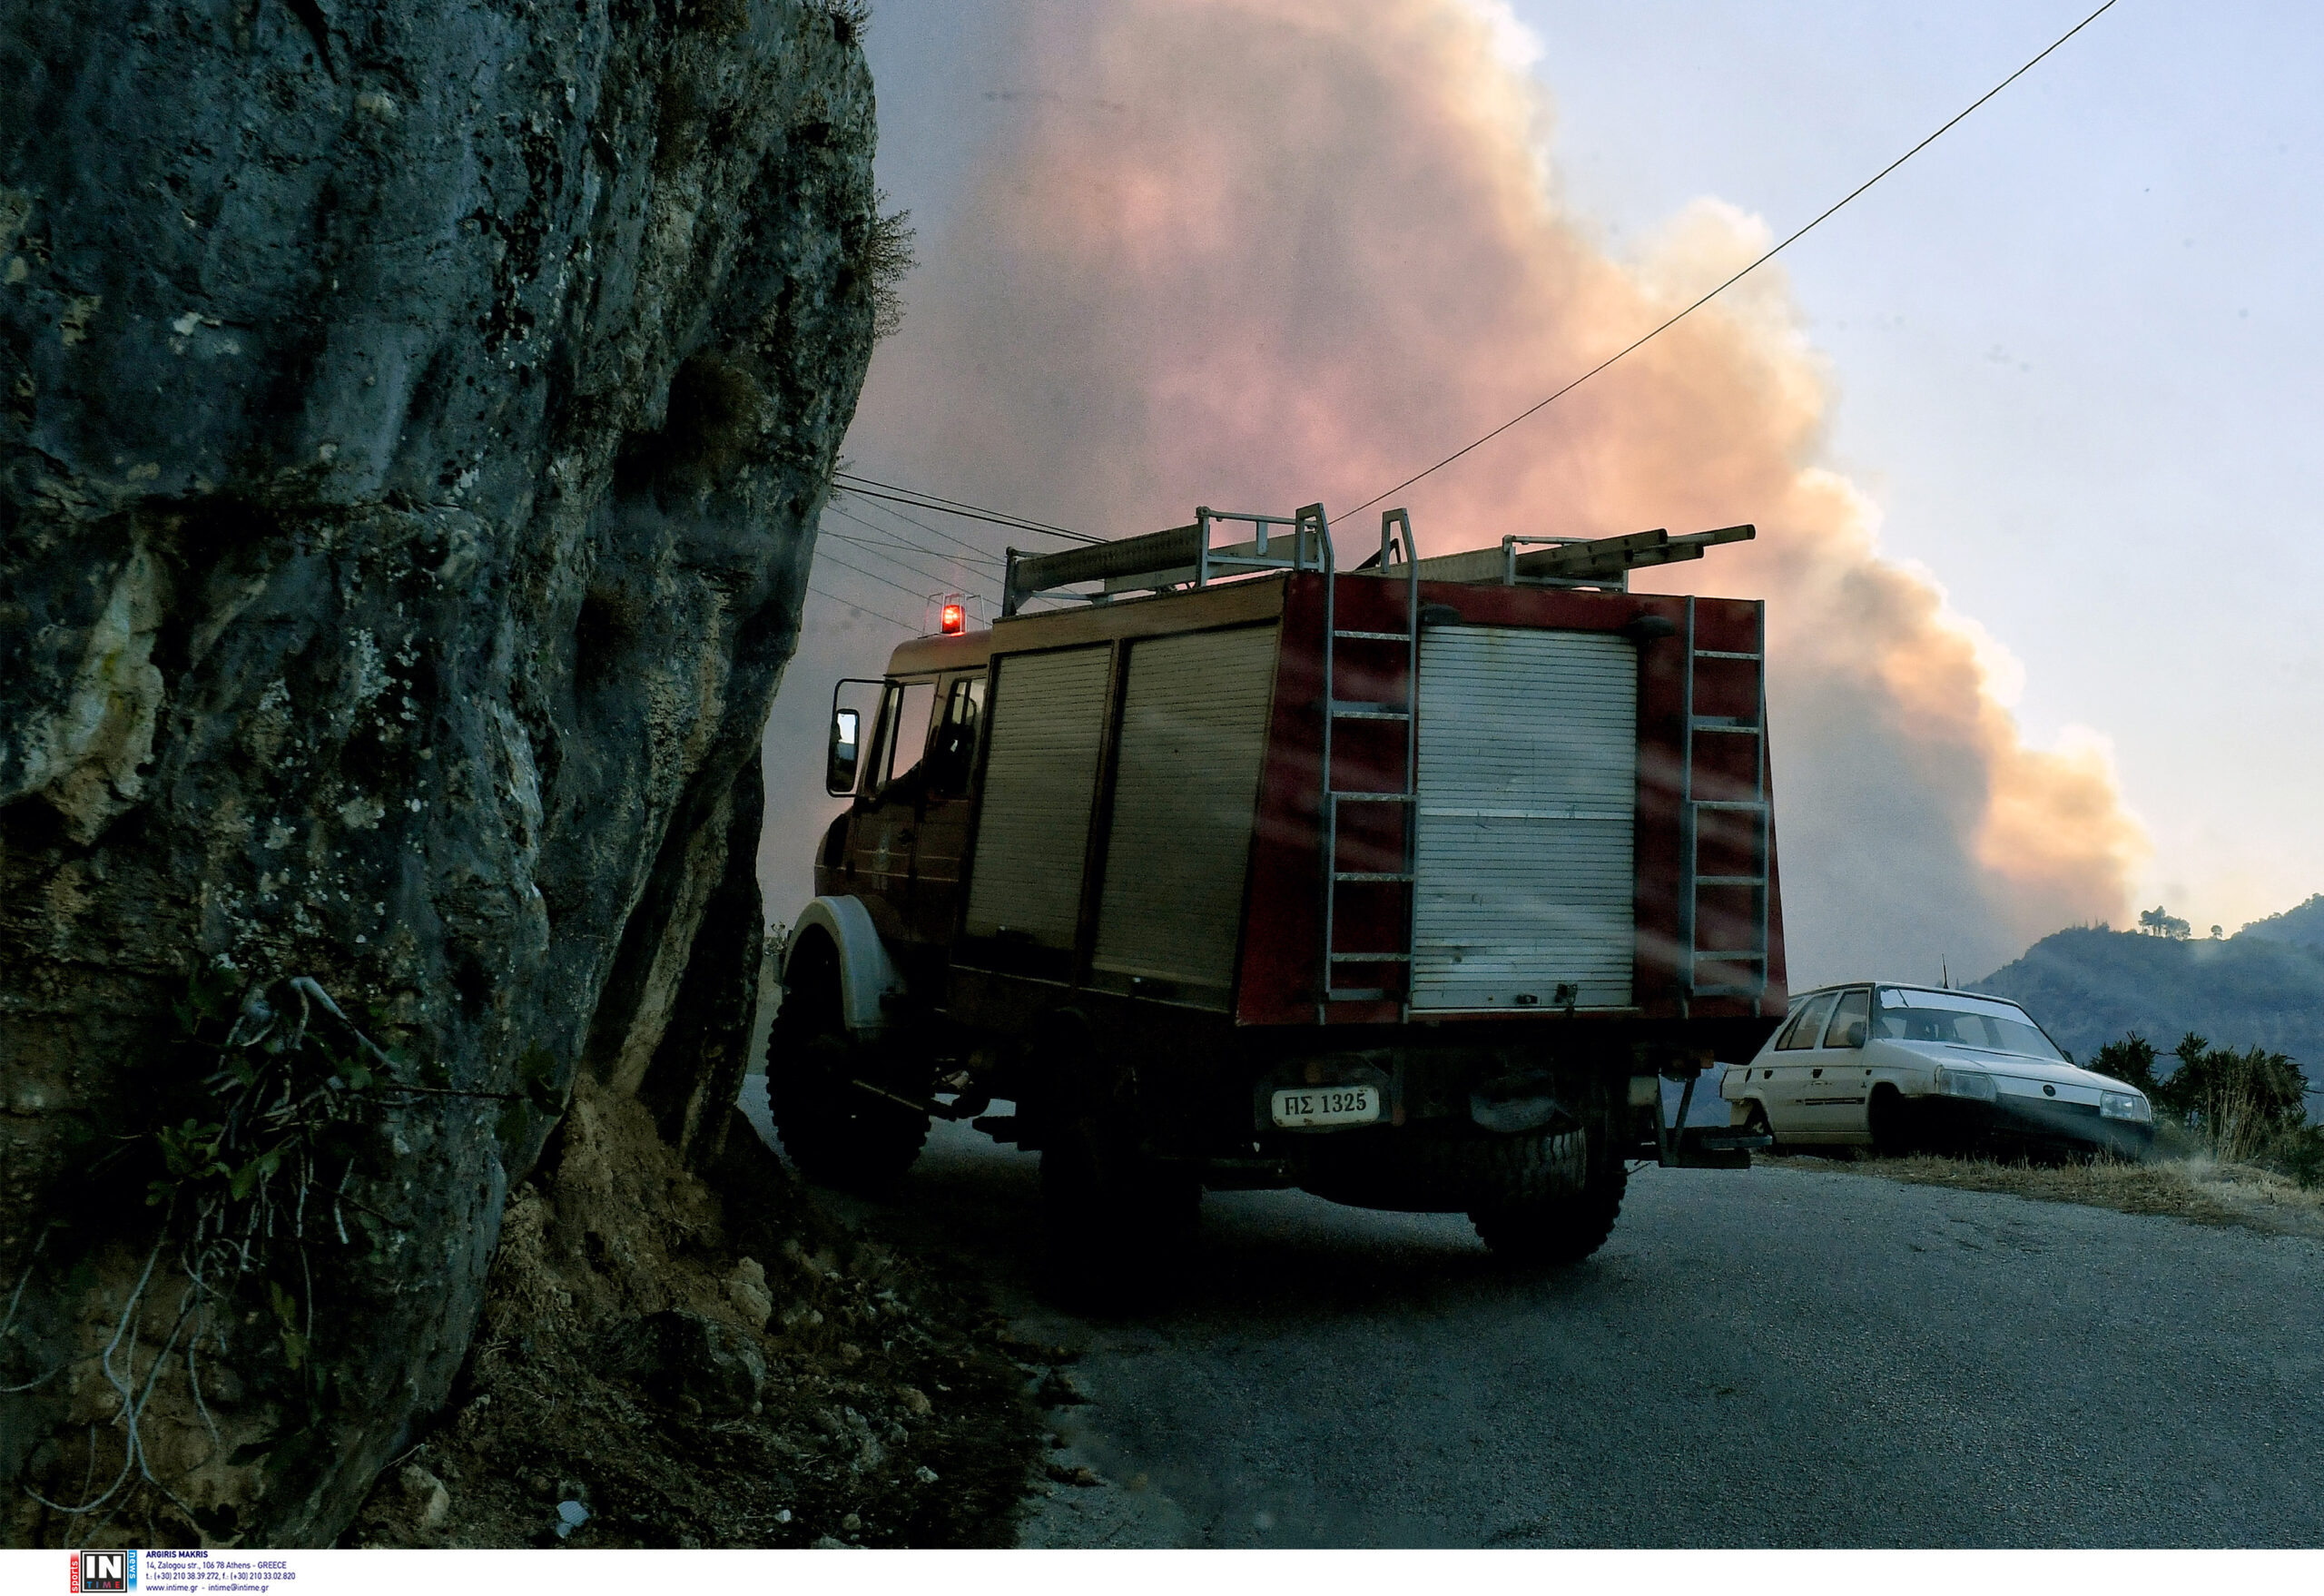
(0, 0, 879, 1544)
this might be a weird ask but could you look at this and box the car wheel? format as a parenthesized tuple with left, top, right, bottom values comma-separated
(1866, 1083, 1918, 1158)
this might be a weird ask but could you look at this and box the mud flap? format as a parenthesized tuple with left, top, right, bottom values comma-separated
(1650, 1070, 1769, 1169)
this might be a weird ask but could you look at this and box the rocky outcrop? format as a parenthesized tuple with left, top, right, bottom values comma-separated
(0, 0, 879, 1545)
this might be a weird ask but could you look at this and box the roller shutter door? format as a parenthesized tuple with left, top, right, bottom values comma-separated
(963, 645, 1113, 949)
(1413, 626, 1637, 1011)
(1092, 625, 1279, 1005)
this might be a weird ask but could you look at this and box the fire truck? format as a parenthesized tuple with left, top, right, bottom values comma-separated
(772, 503, 1784, 1289)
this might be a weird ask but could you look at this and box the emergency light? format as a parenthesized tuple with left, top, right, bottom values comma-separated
(940, 602, 965, 635)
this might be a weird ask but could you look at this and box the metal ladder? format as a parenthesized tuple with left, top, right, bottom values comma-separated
(1677, 596, 1772, 1006)
(1317, 507, 1423, 1019)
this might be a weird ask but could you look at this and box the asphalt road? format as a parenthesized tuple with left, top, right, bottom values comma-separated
(740, 1088, 2324, 1548)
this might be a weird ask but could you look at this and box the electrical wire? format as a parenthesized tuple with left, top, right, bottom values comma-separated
(836, 489, 1014, 569)
(1342, 0, 2121, 518)
(819, 524, 996, 597)
(806, 582, 919, 632)
(831, 471, 1102, 544)
(810, 543, 950, 612)
(823, 503, 1002, 575)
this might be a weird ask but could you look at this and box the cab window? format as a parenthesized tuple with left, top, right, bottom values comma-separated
(868, 678, 938, 795)
(1777, 991, 1839, 1050)
(924, 674, 987, 799)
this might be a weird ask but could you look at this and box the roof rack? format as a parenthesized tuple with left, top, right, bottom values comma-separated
(1000, 510, 1754, 616)
(1384, 524, 1755, 586)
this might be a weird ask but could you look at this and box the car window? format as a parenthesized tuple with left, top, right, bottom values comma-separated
(1822, 989, 1870, 1049)
(1871, 989, 2064, 1060)
(1777, 992, 1839, 1050)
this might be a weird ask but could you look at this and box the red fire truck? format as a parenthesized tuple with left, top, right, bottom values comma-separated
(772, 503, 1784, 1289)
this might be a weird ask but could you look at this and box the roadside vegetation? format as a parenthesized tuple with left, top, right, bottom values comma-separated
(1795, 1030, 2324, 1242)
(343, 1088, 1042, 1549)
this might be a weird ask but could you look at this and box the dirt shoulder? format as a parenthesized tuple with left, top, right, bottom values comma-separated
(344, 1087, 1041, 1549)
(1788, 1149, 2324, 1242)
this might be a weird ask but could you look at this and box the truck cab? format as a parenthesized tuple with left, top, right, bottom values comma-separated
(774, 502, 1787, 1294)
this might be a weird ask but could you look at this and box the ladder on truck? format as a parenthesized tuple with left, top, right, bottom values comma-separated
(1677, 596, 1772, 1008)
(1317, 507, 1423, 1020)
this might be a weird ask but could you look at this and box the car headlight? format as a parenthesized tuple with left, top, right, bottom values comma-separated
(2101, 1090, 2152, 1123)
(1933, 1064, 1996, 1102)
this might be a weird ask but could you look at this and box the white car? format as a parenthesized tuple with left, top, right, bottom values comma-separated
(1719, 982, 2155, 1159)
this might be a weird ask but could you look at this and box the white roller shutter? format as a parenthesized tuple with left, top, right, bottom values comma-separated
(963, 645, 1113, 949)
(1093, 625, 1279, 1003)
(1413, 626, 1637, 1011)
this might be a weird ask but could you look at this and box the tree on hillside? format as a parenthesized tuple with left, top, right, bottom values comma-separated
(2138, 905, 2192, 939)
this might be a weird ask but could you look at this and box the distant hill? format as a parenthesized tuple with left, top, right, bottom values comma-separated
(1974, 925, 2324, 1120)
(2238, 893, 2324, 949)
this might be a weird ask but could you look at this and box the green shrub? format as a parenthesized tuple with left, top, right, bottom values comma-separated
(2093, 1029, 2317, 1185)
(2158, 1032, 2309, 1160)
(2091, 1033, 2164, 1097)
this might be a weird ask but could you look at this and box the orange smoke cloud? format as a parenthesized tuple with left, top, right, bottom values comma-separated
(840, 0, 2146, 980)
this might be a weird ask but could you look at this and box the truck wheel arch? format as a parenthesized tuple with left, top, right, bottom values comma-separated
(782, 896, 907, 1039)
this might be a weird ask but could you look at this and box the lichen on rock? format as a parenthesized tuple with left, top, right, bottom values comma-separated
(1, 0, 882, 1546)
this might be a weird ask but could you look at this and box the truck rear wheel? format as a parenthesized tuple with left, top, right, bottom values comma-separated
(765, 934, 928, 1195)
(1029, 1022, 1199, 1305)
(1465, 1126, 1628, 1267)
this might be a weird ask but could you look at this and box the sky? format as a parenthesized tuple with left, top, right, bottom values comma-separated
(758, 0, 2323, 987)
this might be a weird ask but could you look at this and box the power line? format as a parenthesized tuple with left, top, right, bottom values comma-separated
(820, 522, 996, 597)
(838, 490, 1014, 569)
(832, 472, 1102, 544)
(806, 582, 919, 632)
(810, 543, 948, 612)
(1343, 0, 2121, 518)
(826, 502, 1004, 567)
(822, 503, 1002, 576)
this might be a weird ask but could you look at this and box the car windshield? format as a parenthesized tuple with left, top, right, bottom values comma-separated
(1872, 989, 2064, 1061)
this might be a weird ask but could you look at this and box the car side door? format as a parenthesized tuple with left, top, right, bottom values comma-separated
(1798, 986, 1873, 1137)
(1761, 990, 1839, 1139)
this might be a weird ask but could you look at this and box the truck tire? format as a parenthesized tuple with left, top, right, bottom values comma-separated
(1029, 1021, 1199, 1305)
(765, 934, 928, 1195)
(1464, 1126, 1628, 1267)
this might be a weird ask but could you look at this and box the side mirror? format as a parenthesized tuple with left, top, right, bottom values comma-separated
(825, 707, 861, 795)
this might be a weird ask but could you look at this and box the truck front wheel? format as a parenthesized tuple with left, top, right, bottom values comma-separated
(765, 934, 929, 1195)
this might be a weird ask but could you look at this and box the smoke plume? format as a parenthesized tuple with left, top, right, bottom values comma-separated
(775, 0, 2147, 983)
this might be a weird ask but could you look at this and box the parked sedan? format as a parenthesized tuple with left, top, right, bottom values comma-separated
(1719, 982, 2155, 1160)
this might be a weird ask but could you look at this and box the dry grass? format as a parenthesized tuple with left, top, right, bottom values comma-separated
(1797, 1150, 2324, 1242)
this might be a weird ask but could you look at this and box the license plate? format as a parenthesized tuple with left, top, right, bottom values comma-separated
(1271, 1085, 1382, 1128)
